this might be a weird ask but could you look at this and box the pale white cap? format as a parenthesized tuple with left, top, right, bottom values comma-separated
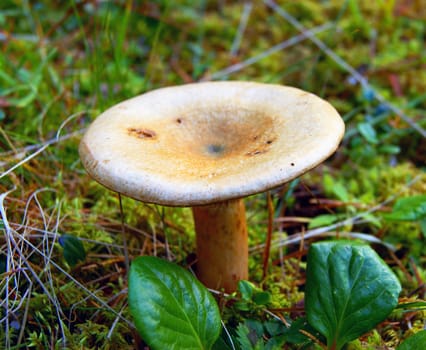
(79, 81, 344, 206)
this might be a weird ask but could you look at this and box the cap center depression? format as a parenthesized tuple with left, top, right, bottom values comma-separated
(127, 107, 278, 161)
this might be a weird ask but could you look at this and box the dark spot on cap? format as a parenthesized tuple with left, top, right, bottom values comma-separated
(291, 162, 295, 166)
(206, 144, 225, 156)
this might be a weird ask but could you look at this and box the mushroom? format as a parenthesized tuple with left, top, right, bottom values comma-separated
(79, 81, 344, 292)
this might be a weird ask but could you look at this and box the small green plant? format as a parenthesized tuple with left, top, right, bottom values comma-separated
(128, 256, 221, 350)
(216, 317, 321, 350)
(234, 280, 271, 312)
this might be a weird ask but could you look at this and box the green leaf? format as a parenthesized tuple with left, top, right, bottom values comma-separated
(282, 317, 317, 345)
(236, 323, 255, 350)
(358, 212, 382, 228)
(421, 219, 426, 238)
(332, 181, 350, 202)
(396, 301, 426, 311)
(212, 334, 233, 350)
(0, 254, 6, 274)
(305, 241, 401, 350)
(245, 319, 264, 339)
(237, 280, 271, 306)
(238, 280, 255, 300)
(233, 300, 251, 311)
(128, 256, 221, 350)
(236, 321, 266, 350)
(358, 122, 378, 144)
(59, 234, 86, 267)
(397, 330, 426, 350)
(378, 144, 400, 155)
(252, 291, 271, 306)
(383, 195, 426, 222)
(309, 214, 340, 229)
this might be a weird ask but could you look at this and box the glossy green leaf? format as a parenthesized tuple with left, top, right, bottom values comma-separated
(59, 234, 86, 267)
(128, 256, 221, 350)
(397, 330, 426, 350)
(305, 241, 401, 350)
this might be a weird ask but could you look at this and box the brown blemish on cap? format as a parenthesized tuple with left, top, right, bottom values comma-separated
(245, 149, 267, 157)
(245, 137, 276, 157)
(128, 127, 157, 139)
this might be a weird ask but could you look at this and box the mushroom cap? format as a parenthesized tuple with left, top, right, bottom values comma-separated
(79, 81, 344, 206)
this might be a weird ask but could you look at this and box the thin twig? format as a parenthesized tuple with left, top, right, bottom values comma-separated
(203, 22, 334, 81)
(1, 110, 93, 179)
(230, 2, 253, 56)
(0, 129, 85, 159)
(118, 193, 130, 273)
(0, 188, 17, 350)
(262, 191, 274, 280)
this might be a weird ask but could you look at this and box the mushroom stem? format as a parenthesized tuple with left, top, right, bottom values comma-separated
(192, 198, 248, 292)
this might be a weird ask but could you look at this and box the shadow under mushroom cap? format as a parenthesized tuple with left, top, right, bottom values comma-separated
(79, 81, 345, 206)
